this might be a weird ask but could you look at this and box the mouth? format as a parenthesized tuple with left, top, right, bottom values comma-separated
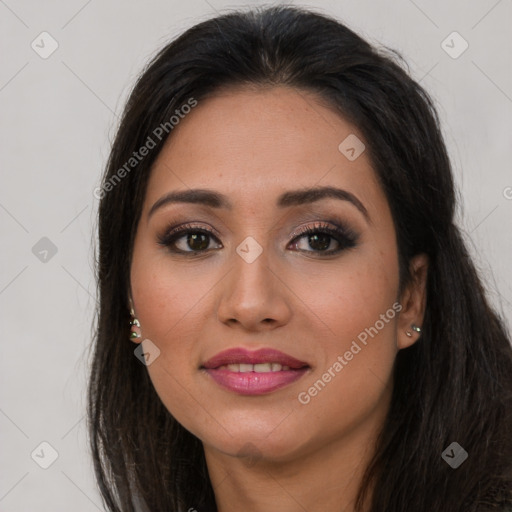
(200, 347, 310, 395)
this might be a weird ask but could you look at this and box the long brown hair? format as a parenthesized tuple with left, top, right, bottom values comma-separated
(88, 6, 512, 511)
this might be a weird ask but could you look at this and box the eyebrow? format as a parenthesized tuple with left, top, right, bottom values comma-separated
(147, 186, 370, 222)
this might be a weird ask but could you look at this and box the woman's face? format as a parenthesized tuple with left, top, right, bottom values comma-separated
(130, 86, 422, 464)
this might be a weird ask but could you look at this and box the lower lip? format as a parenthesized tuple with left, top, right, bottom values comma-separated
(203, 368, 309, 395)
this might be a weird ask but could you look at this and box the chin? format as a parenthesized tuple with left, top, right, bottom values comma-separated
(201, 422, 307, 464)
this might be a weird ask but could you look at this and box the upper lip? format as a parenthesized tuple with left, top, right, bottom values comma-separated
(201, 348, 309, 370)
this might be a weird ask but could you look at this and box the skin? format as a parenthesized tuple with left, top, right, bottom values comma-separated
(130, 85, 428, 512)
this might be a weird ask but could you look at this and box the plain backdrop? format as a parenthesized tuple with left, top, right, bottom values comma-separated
(1, 0, 511, 510)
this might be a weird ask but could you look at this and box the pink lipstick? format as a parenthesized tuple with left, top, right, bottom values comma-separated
(201, 348, 310, 395)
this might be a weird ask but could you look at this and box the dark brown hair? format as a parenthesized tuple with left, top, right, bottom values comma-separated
(88, 5, 512, 511)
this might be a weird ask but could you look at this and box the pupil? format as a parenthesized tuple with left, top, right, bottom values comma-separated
(309, 233, 330, 251)
(188, 233, 209, 251)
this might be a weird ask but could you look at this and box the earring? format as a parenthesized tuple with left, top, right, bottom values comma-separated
(129, 308, 142, 341)
(405, 324, 422, 337)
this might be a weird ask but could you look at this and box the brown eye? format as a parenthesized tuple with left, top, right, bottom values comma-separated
(157, 224, 222, 254)
(179, 232, 212, 252)
(288, 222, 358, 255)
(295, 232, 336, 252)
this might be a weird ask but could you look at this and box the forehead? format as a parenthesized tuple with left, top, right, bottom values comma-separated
(144, 85, 383, 214)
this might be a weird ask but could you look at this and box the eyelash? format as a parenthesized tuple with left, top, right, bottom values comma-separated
(157, 220, 359, 257)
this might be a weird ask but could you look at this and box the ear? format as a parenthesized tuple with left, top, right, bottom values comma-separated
(396, 253, 428, 350)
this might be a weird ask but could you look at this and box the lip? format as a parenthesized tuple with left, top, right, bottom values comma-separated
(202, 348, 309, 369)
(201, 348, 310, 396)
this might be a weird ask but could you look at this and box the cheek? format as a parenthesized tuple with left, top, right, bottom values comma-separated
(291, 243, 399, 407)
(293, 266, 399, 443)
(130, 237, 212, 342)
(298, 288, 398, 404)
(130, 240, 221, 428)
(293, 243, 399, 350)
(130, 257, 202, 434)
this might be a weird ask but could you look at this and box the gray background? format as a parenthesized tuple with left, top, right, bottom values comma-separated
(1, 0, 511, 510)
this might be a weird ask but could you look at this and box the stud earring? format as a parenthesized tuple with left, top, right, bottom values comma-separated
(129, 308, 142, 341)
(405, 324, 422, 337)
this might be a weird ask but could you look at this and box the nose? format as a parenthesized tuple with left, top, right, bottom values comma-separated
(216, 245, 293, 331)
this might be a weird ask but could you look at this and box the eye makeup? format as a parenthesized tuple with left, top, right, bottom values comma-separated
(156, 215, 360, 257)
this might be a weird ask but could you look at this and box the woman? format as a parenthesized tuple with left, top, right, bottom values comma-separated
(88, 5, 512, 511)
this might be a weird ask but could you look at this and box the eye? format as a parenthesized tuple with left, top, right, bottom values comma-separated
(157, 220, 359, 257)
(157, 223, 222, 254)
(288, 221, 358, 255)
